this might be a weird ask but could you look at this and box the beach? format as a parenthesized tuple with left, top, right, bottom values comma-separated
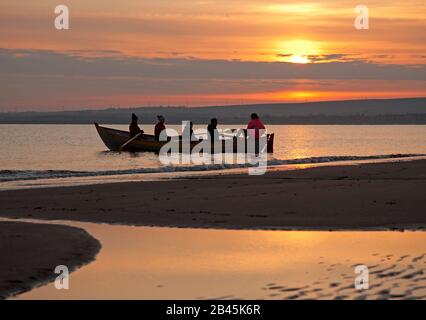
(0, 221, 100, 299)
(1, 158, 426, 299)
(0, 159, 425, 230)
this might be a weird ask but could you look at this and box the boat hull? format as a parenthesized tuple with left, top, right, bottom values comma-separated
(94, 123, 274, 153)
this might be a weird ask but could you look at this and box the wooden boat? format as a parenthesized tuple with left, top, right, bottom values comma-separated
(94, 123, 274, 153)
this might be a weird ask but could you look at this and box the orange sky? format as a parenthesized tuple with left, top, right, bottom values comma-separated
(0, 0, 425, 110)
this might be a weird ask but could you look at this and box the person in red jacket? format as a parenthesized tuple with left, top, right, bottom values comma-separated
(247, 113, 265, 140)
(154, 115, 166, 141)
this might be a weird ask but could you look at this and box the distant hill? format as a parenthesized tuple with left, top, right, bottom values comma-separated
(1, 98, 426, 124)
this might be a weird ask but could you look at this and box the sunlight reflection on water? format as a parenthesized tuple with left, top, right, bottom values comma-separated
(13, 220, 426, 300)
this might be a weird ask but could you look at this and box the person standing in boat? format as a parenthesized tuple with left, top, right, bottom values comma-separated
(207, 118, 218, 140)
(154, 115, 166, 141)
(129, 113, 144, 138)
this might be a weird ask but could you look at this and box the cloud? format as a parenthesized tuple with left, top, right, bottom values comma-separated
(1, 48, 425, 81)
(305, 54, 356, 62)
(276, 53, 293, 58)
(0, 48, 425, 109)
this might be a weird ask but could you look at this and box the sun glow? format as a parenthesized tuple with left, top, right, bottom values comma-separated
(289, 55, 311, 64)
(276, 39, 321, 63)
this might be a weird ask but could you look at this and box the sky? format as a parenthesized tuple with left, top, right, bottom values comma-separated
(0, 0, 425, 111)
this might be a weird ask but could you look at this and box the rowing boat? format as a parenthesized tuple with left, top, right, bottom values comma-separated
(94, 123, 274, 153)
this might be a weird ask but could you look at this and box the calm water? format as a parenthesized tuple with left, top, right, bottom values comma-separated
(12, 220, 426, 300)
(0, 124, 425, 188)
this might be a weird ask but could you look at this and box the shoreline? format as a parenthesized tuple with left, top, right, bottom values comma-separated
(0, 221, 101, 299)
(1, 154, 425, 191)
(1, 159, 425, 231)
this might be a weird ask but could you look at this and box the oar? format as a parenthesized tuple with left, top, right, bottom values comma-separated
(223, 129, 246, 138)
(220, 133, 236, 139)
(118, 132, 142, 151)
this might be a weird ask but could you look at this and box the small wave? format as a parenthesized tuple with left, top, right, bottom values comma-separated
(0, 153, 424, 182)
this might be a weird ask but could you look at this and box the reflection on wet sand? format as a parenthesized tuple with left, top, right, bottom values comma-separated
(15, 222, 426, 300)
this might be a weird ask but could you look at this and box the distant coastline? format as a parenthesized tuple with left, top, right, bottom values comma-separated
(1, 97, 425, 124)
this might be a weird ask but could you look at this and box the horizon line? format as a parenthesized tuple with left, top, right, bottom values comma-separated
(2, 96, 426, 115)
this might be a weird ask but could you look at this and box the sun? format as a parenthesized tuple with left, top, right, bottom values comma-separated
(276, 39, 321, 64)
(289, 55, 311, 64)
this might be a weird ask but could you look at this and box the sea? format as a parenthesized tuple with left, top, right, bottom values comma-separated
(1, 124, 425, 189)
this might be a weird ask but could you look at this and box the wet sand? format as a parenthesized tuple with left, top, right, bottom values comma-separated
(11, 222, 426, 300)
(0, 160, 425, 230)
(0, 221, 101, 299)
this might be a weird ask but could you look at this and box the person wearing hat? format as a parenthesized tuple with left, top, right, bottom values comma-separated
(129, 113, 144, 138)
(154, 115, 166, 141)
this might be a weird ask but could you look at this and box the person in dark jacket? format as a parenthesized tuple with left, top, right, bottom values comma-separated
(129, 113, 144, 137)
(189, 121, 195, 140)
(207, 118, 218, 140)
(154, 115, 166, 141)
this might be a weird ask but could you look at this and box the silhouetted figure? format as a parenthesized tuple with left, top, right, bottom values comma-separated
(189, 121, 195, 140)
(247, 113, 265, 140)
(207, 118, 218, 140)
(181, 121, 195, 141)
(154, 115, 166, 141)
(129, 113, 144, 137)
